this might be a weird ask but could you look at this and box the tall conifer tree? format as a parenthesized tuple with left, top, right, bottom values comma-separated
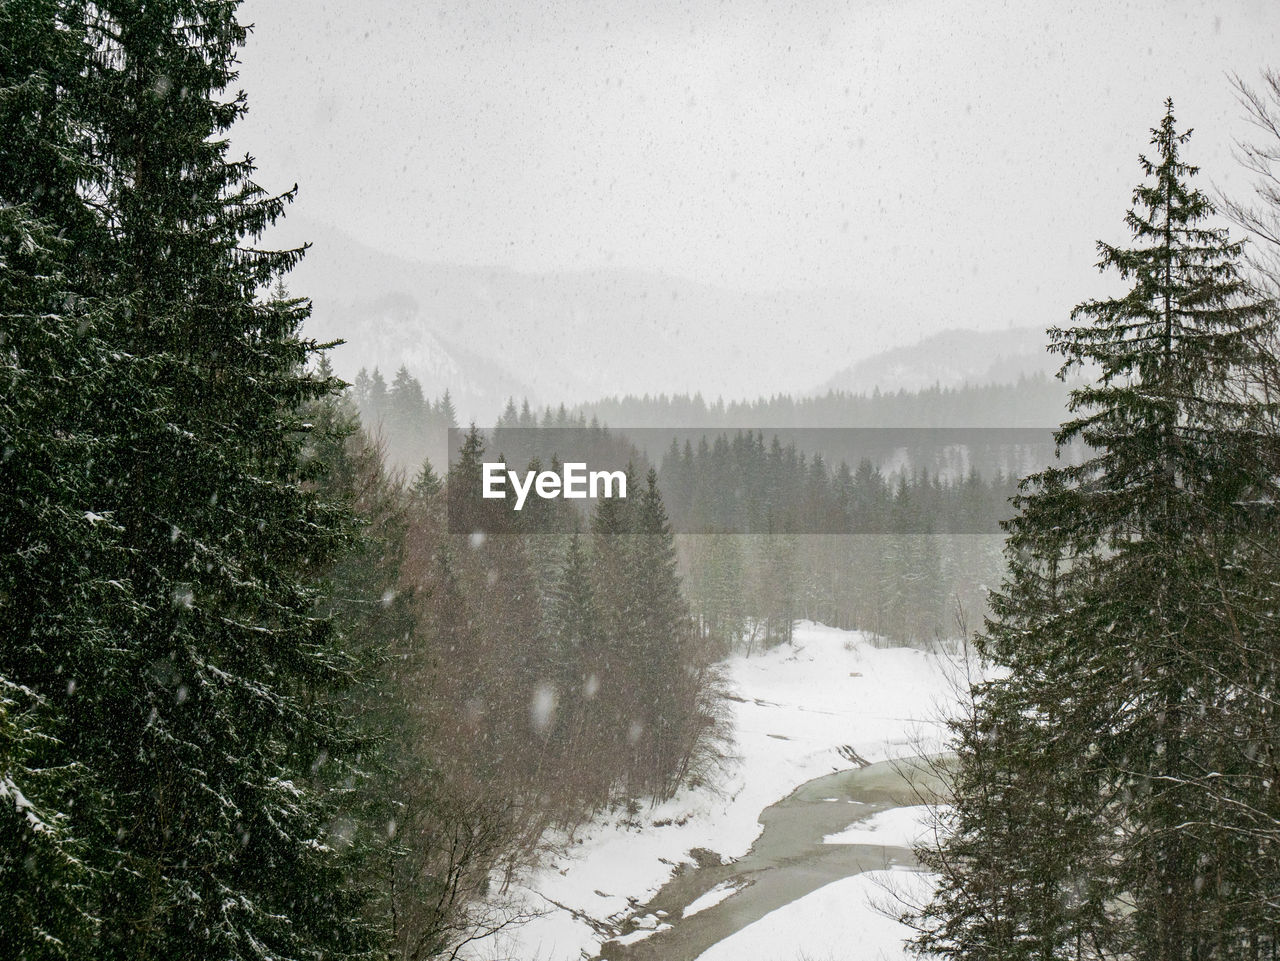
(912, 102, 1280, 961)
(3, 1, 376, 956)
(2, 2, 116, 954)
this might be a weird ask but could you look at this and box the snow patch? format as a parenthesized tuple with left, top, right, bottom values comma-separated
(682, 880, 744, 918)
(823, 804, 940, 847)
(693, 869, 935, 961)
(611, 921, 672, 945)
(1, 776, 52, 834)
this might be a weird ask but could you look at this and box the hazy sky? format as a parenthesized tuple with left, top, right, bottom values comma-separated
(234, 0, 1280, 333)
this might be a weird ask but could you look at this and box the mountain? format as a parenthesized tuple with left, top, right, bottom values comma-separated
(280, 218, 916, 422)
(818, 326, 1058, 394)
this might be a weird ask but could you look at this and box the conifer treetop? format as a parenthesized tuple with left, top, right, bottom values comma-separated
(1027, 99, 1277, 551)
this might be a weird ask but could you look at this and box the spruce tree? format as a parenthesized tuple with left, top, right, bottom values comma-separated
(547, 531, 607, 799)
(585, 471, 637, 785)
(627, 469, 703, 796)
(412, 459, 443, 501)
(300, 368, 420, 953)
(2, 2, 114, 954)
(438, 389, 458, 429)
(1, 1, 376, 956)
(911, 101, 1280, 961)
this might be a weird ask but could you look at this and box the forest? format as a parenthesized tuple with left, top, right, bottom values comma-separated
(351, 372, 1041, 644)
(8, 2, 1280, 961)
(0, 3, 726, 957)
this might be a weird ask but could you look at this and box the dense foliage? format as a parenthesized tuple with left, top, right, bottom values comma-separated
(0, 3, 726, 958)
(911, 102, 1280, 961)
(2, 1, 371, 957)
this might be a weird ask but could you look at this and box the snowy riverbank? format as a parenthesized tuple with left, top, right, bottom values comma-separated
(468, 621, 961, 961)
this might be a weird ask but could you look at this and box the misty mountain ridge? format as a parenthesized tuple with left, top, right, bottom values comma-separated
(283, 218, 934, 420)
(819, 326, 1060, 395)
(283, 217, 1056, 421)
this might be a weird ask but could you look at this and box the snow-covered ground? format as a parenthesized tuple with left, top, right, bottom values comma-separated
(469, 621, 960, 961)
(695, 869, 938, 961)
(822, 804, 937, 847)
(682, 880, 745, 919)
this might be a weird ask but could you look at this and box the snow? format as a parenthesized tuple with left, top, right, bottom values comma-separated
(611, 922, 672, 945)
(1, 776, 52, 834)
(823, 804, 940, 847)
(469, 621, 960, 961)
(693, 869, 935, 961)
(682, 881, 743, 919)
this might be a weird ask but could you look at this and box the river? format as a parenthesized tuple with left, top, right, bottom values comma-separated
(597, 758, 945, 961)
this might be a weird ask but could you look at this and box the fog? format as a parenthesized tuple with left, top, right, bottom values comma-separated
(232, 0, 1280, 412)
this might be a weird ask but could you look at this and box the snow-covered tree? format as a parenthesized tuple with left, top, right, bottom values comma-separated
(2, 2, 112, 953)
(3, 1, 379, 956)
(912, 101, 1280, 961)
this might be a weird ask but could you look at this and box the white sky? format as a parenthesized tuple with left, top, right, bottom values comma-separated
(234, 0, 1280, 332)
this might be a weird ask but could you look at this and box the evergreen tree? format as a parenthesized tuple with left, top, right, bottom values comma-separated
(2, 2, 114, 954)
(629, 470, 688, 789)
(547, 531, 608, 800)
(438, 389, 458, 429)
(299, 370, 420, 954)
(0, 2, 376, 956)
(756, 531, 797, 647)
(412, 459, 443, 501)
(447, 425, 499, 535)
(912, 102, 1280, 961)
(585, 468, 638, 777)
(550, 532, 599, 716)
(687, 533, 745, 650)
(366, 368, 389, 425)
(385, 365, 428, 470)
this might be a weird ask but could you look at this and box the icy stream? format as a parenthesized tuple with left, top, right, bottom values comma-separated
(597, 757, 946, 961)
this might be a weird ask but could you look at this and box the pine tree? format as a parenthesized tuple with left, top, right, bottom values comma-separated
(688, 534, 744, 650)
(1, 2, 378, 956)
(299, 370, 420, 953)
(352, 367, 373, 409)
(628, 469, 703, 796)
(412, 459, 443, 501)
(386, 364, 428, 469)
(447, 425, 500, 535)
(756, 531, 797, 647)
(912, 101, 1280, 961)
(550, 532, 597, 708)
(584, 468, 638, 784)
(438, 389, 458, 429)
(547, 531, 608, 799)
(2, 2, 115, 954)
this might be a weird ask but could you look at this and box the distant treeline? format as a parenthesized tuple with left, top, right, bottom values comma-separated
(502, 380, 1073, 484)
(354, 365, 1026, 643)
(573, 375, 1074, 428)
(351, 366, 458, 473)
(657, 431, 1018, 535)
(658, 431, 1015, 645)
(350, 366, 1074, 479)
(466, 425, 1014, 644)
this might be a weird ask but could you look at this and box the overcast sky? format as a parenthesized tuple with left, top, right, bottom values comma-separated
(234, 0, 1280, 334)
